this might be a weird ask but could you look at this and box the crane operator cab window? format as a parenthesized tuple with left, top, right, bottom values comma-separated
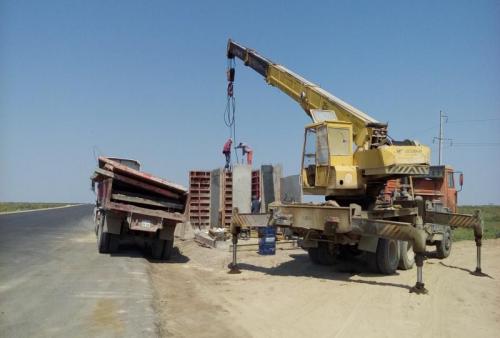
(303, 124, 353, 188)
(328, 128, 350, 155)
(303, 128, 317, 186)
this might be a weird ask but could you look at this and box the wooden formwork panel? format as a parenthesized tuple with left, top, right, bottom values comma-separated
(189, 170, 211, 228)
(222, 171, 233, 228)
(252, 169, 260, 199)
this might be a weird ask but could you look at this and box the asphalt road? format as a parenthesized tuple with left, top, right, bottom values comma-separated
(0, 205, 158, 337)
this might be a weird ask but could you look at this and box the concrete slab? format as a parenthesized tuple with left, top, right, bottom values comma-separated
(232, 164, 252, 214)
(174, 221, 195, 240)
(272, 164, 283, 205)
(194, 231, 229, 250)
(210, 169, 222, 228)
(261, 165, 274, 211)
(280, 175, 302, 203)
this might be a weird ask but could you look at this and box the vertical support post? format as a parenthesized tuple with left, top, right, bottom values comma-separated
(471, 210, 485, 276)
(228, 233, 241, 274)
(438, 110, 443, 165)
(473, 232, 483, 275)
(410, 253, 428, 294)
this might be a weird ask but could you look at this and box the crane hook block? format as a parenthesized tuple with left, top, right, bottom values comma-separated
(227, 68, 235, 82)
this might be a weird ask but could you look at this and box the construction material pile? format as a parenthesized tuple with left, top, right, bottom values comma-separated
(188, 164, 301, 229)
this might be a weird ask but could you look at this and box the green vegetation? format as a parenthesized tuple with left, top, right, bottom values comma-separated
(0, 202, 70, 213)
(453, 205, 500, 241)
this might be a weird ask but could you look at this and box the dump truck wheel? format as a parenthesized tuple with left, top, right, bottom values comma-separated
(307, 247, 321, 264)
(376, 238, 399, 274)
(162, 240, 174, 260)
(318, 242, 336, 265)
(151, 239, 165, 259)
(108, 234, 120, 253)
(436, 227, 452, 259)
(97, 217, 110, 254)
(398, 240, 414, 270)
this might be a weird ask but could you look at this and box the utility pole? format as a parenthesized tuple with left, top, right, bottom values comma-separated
(433, 111, 451, 165)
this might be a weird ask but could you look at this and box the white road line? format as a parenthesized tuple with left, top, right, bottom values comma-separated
(0, 204, 84, 215)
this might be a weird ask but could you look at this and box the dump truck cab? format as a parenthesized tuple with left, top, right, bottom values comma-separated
(412, 165, 463, 213)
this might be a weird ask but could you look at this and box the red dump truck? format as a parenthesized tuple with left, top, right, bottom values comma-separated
(91, 157, 189, 259)
(384, 165, 463, 213)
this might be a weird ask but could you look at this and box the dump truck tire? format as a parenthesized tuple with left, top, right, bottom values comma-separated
(151, 239, 165, 259)
(318, 242, 336, 265)
(97, 218, 110, 254)
(162, 240, 174, 260)
(398, 240, 414, 270)
(376, 238, 399, 274)
(308, 247, 321, 264)
(108, 234, 120, 253)
(436, 227, 452, 259)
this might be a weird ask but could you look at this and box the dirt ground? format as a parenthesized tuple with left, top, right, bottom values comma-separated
(150, 239, 500, 338)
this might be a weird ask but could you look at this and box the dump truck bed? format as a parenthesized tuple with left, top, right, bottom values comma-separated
(91, 157, 189, 259)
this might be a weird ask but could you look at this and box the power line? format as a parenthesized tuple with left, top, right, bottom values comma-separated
(452, 142, 500, 146)
(448, 118, 500, 123)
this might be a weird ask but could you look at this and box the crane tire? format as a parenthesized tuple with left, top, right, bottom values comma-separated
(318, 242, 336, 265)
(398, 240, 415, 270)
(308, 247, 321, 265)
(376, 238, 400, 274)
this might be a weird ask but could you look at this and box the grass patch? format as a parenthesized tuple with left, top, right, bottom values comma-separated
(0, 202, 70, 213)
(453, 205, 500, 241)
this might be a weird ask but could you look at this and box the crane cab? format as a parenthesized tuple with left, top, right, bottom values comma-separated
(301, 121, 362, 195)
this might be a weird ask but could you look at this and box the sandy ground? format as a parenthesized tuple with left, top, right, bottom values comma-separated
(150, 239, 500, 338)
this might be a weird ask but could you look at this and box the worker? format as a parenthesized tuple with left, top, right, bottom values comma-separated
(222, 138, 232, 170)
(236, 142, 253, 165)
(251, 195, 261, 214)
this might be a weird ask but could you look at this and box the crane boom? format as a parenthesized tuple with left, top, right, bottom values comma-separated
(227, 39, 378, 146)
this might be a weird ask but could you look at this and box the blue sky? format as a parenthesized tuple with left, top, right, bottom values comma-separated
(1, 0, 499, 205)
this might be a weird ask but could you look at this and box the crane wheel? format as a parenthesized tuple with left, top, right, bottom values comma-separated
(376, 238, 400, 274)
(398, 240, 415, 270)
(307, 247, 321, 265)
(317, 242, 336, 265)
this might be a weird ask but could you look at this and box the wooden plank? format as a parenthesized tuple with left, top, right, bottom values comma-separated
(111, 193, 184, 210)
(94, 168, 181, 200)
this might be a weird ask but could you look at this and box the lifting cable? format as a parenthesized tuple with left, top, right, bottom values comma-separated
(225, 58, 239, 163)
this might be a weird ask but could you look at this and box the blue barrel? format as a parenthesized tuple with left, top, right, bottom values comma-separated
(258, 227, 276, 255)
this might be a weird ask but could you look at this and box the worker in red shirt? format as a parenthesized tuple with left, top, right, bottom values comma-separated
(222, 138, 232, 169)
(236, 142, 253, 165)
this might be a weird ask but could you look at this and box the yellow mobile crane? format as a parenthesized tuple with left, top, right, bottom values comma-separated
(227, 39, 485, 293)
(227, 40, 429, 208)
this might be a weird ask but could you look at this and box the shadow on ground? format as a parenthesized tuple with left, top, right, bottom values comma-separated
(439, 261, 494, 279)
(236, 253, 412, 291)
(109, 243, 190, 264)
